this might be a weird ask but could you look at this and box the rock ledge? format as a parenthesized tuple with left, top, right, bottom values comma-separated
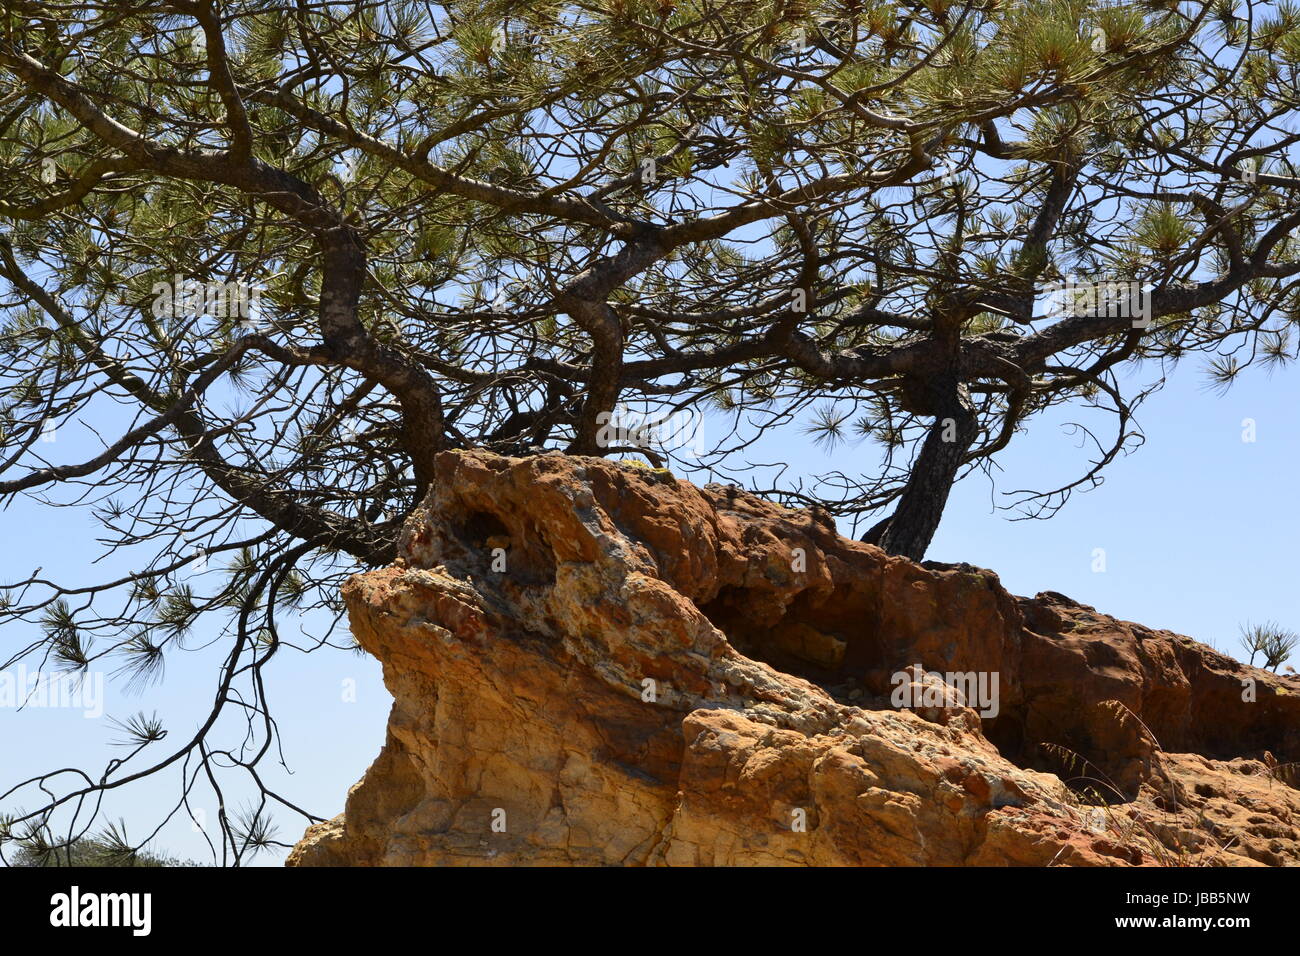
(289, 451, 1300, 866)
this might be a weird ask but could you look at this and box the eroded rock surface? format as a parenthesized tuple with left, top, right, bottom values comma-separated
(289, 451, 1300, 866)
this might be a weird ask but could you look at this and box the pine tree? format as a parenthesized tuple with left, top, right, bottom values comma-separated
(2, 0, 1300, 856)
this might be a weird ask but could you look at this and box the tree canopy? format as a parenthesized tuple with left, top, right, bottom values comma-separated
(2, 0, 1300, 862)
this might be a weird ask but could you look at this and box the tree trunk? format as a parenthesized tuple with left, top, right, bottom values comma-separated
(877, 384, 979, 562)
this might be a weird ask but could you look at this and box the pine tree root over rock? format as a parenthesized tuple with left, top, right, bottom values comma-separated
(288, 451, 1300, 866)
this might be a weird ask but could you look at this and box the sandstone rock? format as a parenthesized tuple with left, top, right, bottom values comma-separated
(772, 621, 847, 669)
(288, 451, 1300, 867)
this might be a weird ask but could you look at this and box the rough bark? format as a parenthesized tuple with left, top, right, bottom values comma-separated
(878, 380, 980, 561)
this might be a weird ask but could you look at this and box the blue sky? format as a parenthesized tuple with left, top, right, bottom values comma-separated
(925, 364, 1291, 646)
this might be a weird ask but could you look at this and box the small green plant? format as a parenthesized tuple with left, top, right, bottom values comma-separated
(1238, 621, 1299, 671)
(4, 820, 200, 867)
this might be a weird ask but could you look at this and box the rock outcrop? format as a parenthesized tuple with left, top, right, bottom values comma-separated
(289, 451, 1300, 866)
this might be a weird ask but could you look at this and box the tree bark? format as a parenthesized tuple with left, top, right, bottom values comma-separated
(877, 382, 979, 562)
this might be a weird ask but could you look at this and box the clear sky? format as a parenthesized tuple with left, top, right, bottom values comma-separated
(2, 343, 1296, 865)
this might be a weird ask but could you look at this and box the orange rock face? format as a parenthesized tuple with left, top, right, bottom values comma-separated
(288, 451, 1300, 866)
